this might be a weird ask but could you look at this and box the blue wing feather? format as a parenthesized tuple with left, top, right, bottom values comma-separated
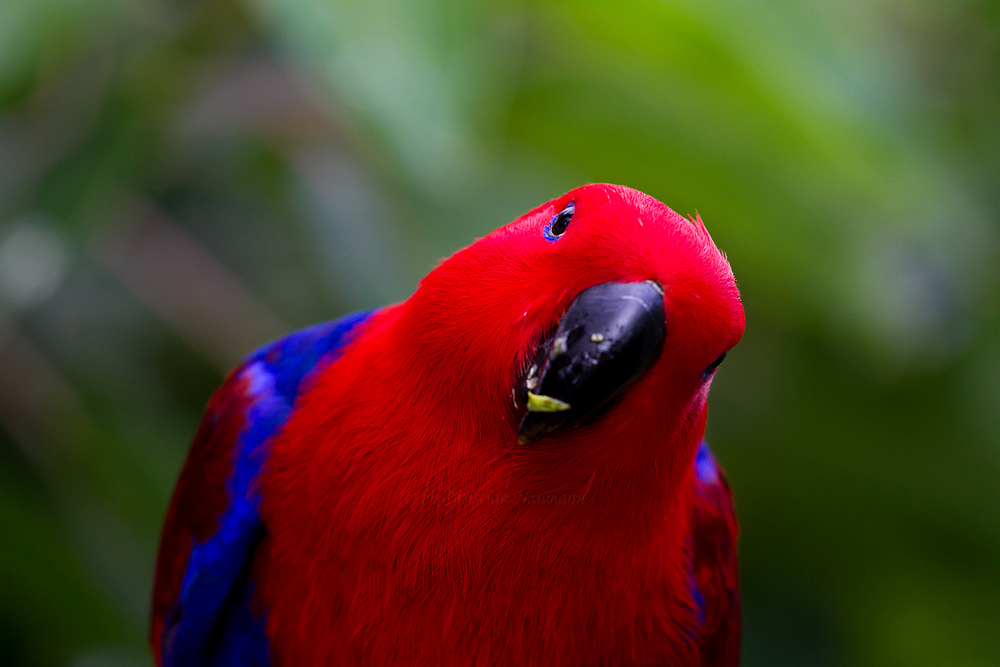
(154, 310, 375, 667)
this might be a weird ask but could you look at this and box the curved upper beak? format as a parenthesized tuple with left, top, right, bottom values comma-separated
(517, 280, 666, 444)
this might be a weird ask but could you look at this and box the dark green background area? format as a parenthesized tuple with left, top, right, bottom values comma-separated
(1, 0, 997, 665)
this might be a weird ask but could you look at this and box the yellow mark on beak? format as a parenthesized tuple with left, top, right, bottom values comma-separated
(526, 392, 571, 413)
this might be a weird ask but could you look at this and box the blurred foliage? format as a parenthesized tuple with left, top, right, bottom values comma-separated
(0, 0, 998, 665)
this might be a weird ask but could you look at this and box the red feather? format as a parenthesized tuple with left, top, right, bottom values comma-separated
(246, 184, 745, 665)
(690, 424, 741, 665)
(151, 368, 250, 661)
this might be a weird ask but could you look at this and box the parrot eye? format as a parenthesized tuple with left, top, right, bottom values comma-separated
(544, 202, 575, 241)
(702, 352, 727, 379)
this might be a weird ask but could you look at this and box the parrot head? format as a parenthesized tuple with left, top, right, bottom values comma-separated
(405, 183, 744, 474)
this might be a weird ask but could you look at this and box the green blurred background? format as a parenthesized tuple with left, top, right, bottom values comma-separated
(1, 0, 998, 665)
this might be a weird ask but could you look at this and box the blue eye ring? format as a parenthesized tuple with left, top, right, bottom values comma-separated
(544, 202, 575, 241)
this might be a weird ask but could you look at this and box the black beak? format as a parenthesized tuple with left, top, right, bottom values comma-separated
(517, 280, 666, 444)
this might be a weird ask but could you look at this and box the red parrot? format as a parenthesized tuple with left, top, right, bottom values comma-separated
(151, 183, 745, 666)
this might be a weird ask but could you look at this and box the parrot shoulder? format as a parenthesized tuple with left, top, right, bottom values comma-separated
(689, 442, 741, 667)
(150, 309, 375, 666)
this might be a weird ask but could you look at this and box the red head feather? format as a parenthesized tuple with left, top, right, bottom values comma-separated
(250, 183, 744, 665)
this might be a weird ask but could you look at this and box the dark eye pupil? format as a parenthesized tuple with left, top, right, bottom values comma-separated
(545, 202, 575, 240)
(702, 352, 727, 379)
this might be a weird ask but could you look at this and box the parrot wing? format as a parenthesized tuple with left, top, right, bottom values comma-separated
(690, 442, 741, 667)
(150, 309, 375, 667)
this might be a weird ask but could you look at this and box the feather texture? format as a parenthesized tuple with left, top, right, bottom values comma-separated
(151, 311, 375, 666)
(151, 183, 745, 666)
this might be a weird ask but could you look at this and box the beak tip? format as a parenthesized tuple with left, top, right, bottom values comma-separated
(517, 413, 557, 446)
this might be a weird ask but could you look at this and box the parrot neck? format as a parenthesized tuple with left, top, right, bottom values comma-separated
(497, 390, 708, 556)
(386, 295, 710, 551)
(258, 305, 711, 665)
